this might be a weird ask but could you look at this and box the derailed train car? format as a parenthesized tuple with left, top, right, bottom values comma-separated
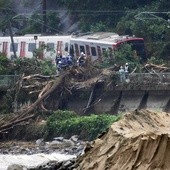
(0, 32, 147, 62)
(70, 32, 147, 62)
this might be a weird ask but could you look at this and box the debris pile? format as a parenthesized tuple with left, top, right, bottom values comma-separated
(75, 109, 170, 170)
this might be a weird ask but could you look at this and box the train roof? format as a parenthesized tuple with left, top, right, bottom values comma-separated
(71, 32, 144, 45)
(0, 34, 72, 42)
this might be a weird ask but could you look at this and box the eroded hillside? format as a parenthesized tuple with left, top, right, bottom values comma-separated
(75, 109, 170, 170)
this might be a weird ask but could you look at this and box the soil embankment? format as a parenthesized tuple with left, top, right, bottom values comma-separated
(75, 109, 170, 170)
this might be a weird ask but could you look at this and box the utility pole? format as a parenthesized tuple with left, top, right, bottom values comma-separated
(42, 0, 47, 34)
(8, 20, 17, 59)
(5, 9, 17, 59)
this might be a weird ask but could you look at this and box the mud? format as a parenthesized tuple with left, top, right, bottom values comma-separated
(75, 109, 170, 170)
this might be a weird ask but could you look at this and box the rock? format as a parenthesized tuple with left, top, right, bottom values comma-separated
(63, 139, 75, 147)
(53, 137, 64, 142)
(63, 160, 72, 167)
(35, 138, 44, 146)
(7, 164, 27, 170)
(70, 135, 78, 142)
(48, 140, 62, 149)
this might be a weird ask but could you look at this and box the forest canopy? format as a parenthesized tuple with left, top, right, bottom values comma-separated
(0, 0, 170, 63)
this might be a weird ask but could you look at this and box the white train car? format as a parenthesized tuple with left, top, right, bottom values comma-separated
(70, 32, 146, 62)
(0, 34, 72, 60)
(0, 32, 146, 62)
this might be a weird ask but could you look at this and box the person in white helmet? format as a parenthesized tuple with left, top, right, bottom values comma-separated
(66, 52, 73, 66)
(119, 66, 125, 83)
(77, 52, 86, 67)
(55, 51, 62, 66)
(125, 63, 129, 73)
(124, 63, 130, 81)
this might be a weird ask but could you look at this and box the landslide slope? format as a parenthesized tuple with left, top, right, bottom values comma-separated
(76, 110, 170, 170)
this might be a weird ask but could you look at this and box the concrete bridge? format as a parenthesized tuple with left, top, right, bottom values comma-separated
(0, 73, 170, 114)
(67, 73, 170, 114)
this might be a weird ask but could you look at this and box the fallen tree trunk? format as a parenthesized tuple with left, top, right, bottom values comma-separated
(0, 72, 68, 133)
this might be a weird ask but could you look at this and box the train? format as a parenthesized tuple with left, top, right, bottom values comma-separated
(0, 32, 147, 62)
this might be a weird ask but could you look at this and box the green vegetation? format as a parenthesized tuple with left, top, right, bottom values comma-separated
(0, 0, 169, 141)
(0, 54, 10, 74)
(21, 11, 60, 34)
(1, 57, 56, 76)
(96, 43, 140, 71)
(45, 110, 120, 141)
(0, 0, 169, 64)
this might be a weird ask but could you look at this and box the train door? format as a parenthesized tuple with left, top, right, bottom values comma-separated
(85, 44, 92, 61)
(2, 42, 8, 57)
(39, 41, 45, 59)
(56, 41, 62, 55)
(70, 45, 74, 58)
(74, 43, 79, 58)
(20, 42, 26, 58)
(64, 42, 69, 53)
(97, 46, 102, 61)
(108, 47, 113, 60)
(85, 45, 90, 56)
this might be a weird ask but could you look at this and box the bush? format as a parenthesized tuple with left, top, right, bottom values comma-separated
(45, 110, 120, 141)
(0, 54, 10, 74)
(11, 58, 56, 76)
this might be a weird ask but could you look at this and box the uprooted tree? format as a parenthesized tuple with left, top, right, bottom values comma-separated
(0, 57, 102, 136)
(0, 55, 169, 137)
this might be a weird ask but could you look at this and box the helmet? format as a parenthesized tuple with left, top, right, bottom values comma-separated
(81, 52, 85, 56)
(58, 61, 62, 64)
(125, 63, 128, 65)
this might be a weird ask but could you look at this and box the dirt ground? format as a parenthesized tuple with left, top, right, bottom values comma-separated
(75, 109, 170, 170)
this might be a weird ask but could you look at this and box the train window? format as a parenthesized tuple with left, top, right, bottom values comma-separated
(91, 47, 97, 56)
(102, 48, 106, 53)
(74, 43, 79, 57)
(28, 43, 36, 52)
(47, 43, 54, 50)
(80, 45, 85, 54)
(65, 42, 69, 52)
(129, 40, 146, 61)
(10, 43, 18, 52)
(86, 45, 90, 56)
(97, 46, 102, 60)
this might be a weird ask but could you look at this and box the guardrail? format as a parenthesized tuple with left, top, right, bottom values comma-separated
(129, 72, 170, 83)
(0, 75, 20, 90)
(0, 73, 170, 91)
(115, 72, 170, 90)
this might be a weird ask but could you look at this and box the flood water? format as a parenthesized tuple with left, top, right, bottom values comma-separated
(0, 153, 76, 169)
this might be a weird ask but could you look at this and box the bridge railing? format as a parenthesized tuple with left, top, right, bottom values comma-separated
(129, 73, 170, 83)
(115, 72, 170, 90)
(0, 75, 20, 89)
(0, 73, 170, 90)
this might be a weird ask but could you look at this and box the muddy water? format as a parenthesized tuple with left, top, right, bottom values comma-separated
(0, 153, 76, 169)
